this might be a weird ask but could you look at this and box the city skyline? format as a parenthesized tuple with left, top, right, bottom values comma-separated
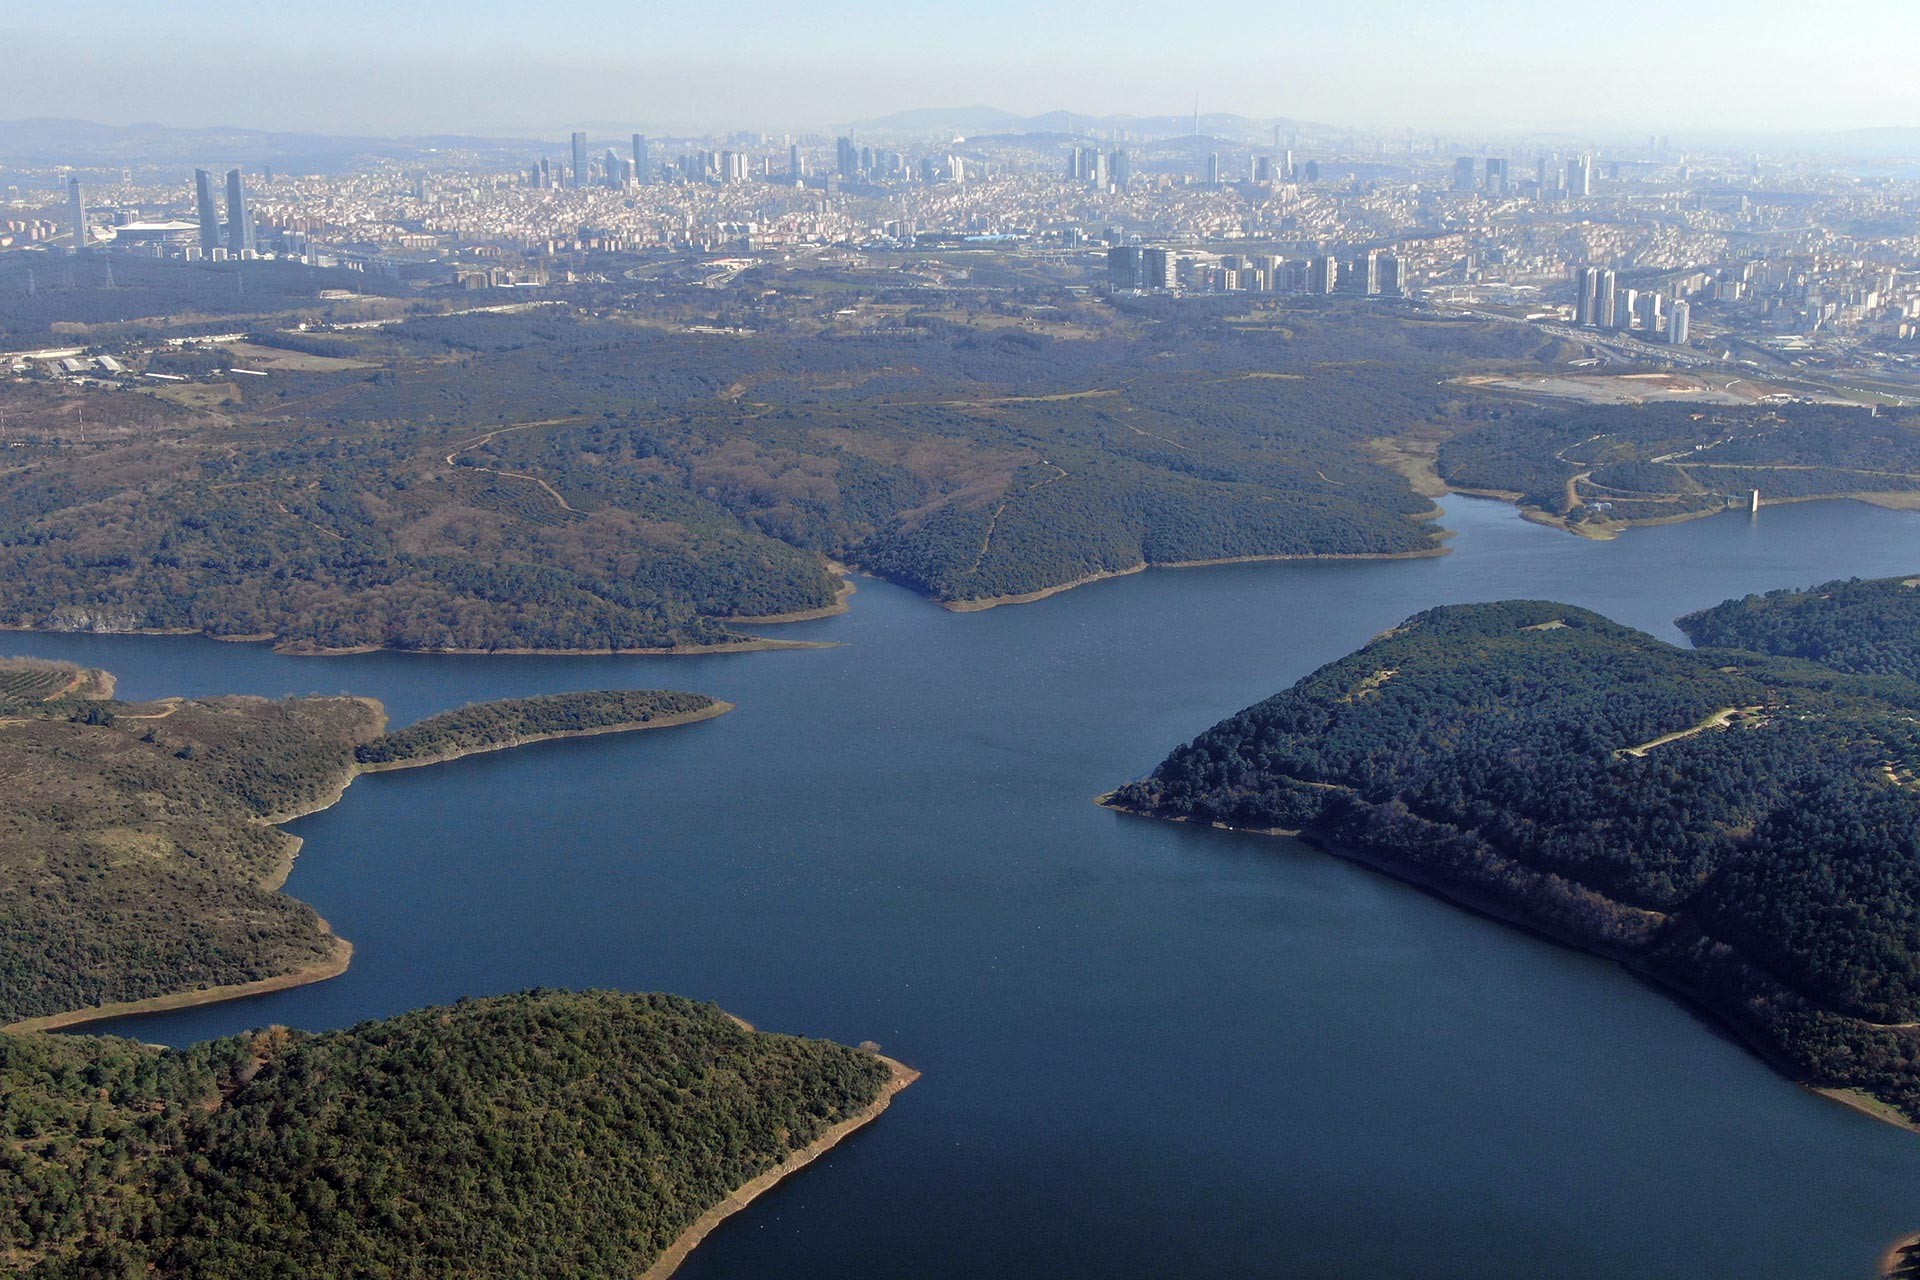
(6, 0, 1920, 139)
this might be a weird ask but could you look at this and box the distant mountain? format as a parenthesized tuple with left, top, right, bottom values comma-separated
(0, 118, 549, 174)
(843, 105, 1032, 136)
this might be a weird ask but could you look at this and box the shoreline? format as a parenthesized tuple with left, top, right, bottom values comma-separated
(1883, 1230, 1920, 1279)
(2, 935, 355, 1035)
(941, 543, 1451, 613)
(1465, 489, 1920, 543)
(354, 701, 735, 774)
(271, 636, 828, 657)
(1095, 793, 1920, 1139)
(719, 561, 859, 625)
(0, 623, 829, 659)
(7, 702, 735, 1035)
(638, 1052, 920, 1280)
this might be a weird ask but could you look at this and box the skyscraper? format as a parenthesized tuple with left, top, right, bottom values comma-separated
(1573, 266, 1600, 325)
(1485, 158, 1509, 196)
(836, 137, 857, 178)
(1613, 287, 1639, 330)
(1593, 270, 1617, 331)
(789, 143, 804, 179)
(1379, 253, 1405, 297)
(1453, 156, 1477, 192)
(224, 168, 255, 255)
(1309, 255, 1339, 294)
(632, 134, 650, 183)
(571, 132, 588, 189)
(1667, 299, 1690, 345)
(1110, 149, 1131, 186)
(1206, 152, 1220, 185)
(1567, 154, 1593, 197)
(66, 176, 88, 253)
(1141, 247, 1178, 290)
(193, 168, 221, 252)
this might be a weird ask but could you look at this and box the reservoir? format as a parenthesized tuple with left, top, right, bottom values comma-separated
(16, 495, 1920, 1279)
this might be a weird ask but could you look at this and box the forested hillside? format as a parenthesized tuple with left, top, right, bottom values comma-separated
(0, 302, 1506, 650)
(0, 669, 381, 1026)
(1110, 600, 1920, 1120)
(1, 990, 901, 1278)
(1679, 574, 1920, 682)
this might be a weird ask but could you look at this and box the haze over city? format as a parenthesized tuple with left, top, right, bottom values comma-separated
(7, 0, 1920, 137)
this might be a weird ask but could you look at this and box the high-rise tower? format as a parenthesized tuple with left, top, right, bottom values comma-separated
(571, 132, 588, 188)
(1667, 299, 1691, 345)
(193, 169, 221, 251)
(1593, 270, 1617, 331)
(66, 176, 88, 253)
(224, 168, 255, 254)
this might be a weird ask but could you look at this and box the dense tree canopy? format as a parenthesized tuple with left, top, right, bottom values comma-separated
(2, 990, 894, 1279)
(1113, 598, 1920, 1118)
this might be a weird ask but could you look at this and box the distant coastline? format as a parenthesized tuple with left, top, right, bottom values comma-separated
(942, 544, 1450, 613)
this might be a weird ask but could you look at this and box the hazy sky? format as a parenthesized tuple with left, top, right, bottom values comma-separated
(5, 0, 1917, 138)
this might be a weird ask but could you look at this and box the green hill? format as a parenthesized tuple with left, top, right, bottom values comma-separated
(1, 990, 901, 1279)
(1679, 573, 1920, 683)
(1111, 600, 1920, 1123)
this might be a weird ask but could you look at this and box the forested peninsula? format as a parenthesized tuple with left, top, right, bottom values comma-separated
(0, 667, 727, 1030)
(1108, 596, 1920, 1125)
(0, 990, 910, 1279)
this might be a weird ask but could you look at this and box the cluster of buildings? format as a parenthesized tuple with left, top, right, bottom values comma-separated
(1571, 266, 1690, 344)
(8, 123, 1920, 367)
(1107, 244, 1404, 297)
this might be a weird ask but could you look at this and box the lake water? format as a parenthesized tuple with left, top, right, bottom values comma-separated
(15, 495, 1920, 1278)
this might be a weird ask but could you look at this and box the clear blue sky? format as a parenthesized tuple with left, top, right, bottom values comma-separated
(6, 0, 1916, 137)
